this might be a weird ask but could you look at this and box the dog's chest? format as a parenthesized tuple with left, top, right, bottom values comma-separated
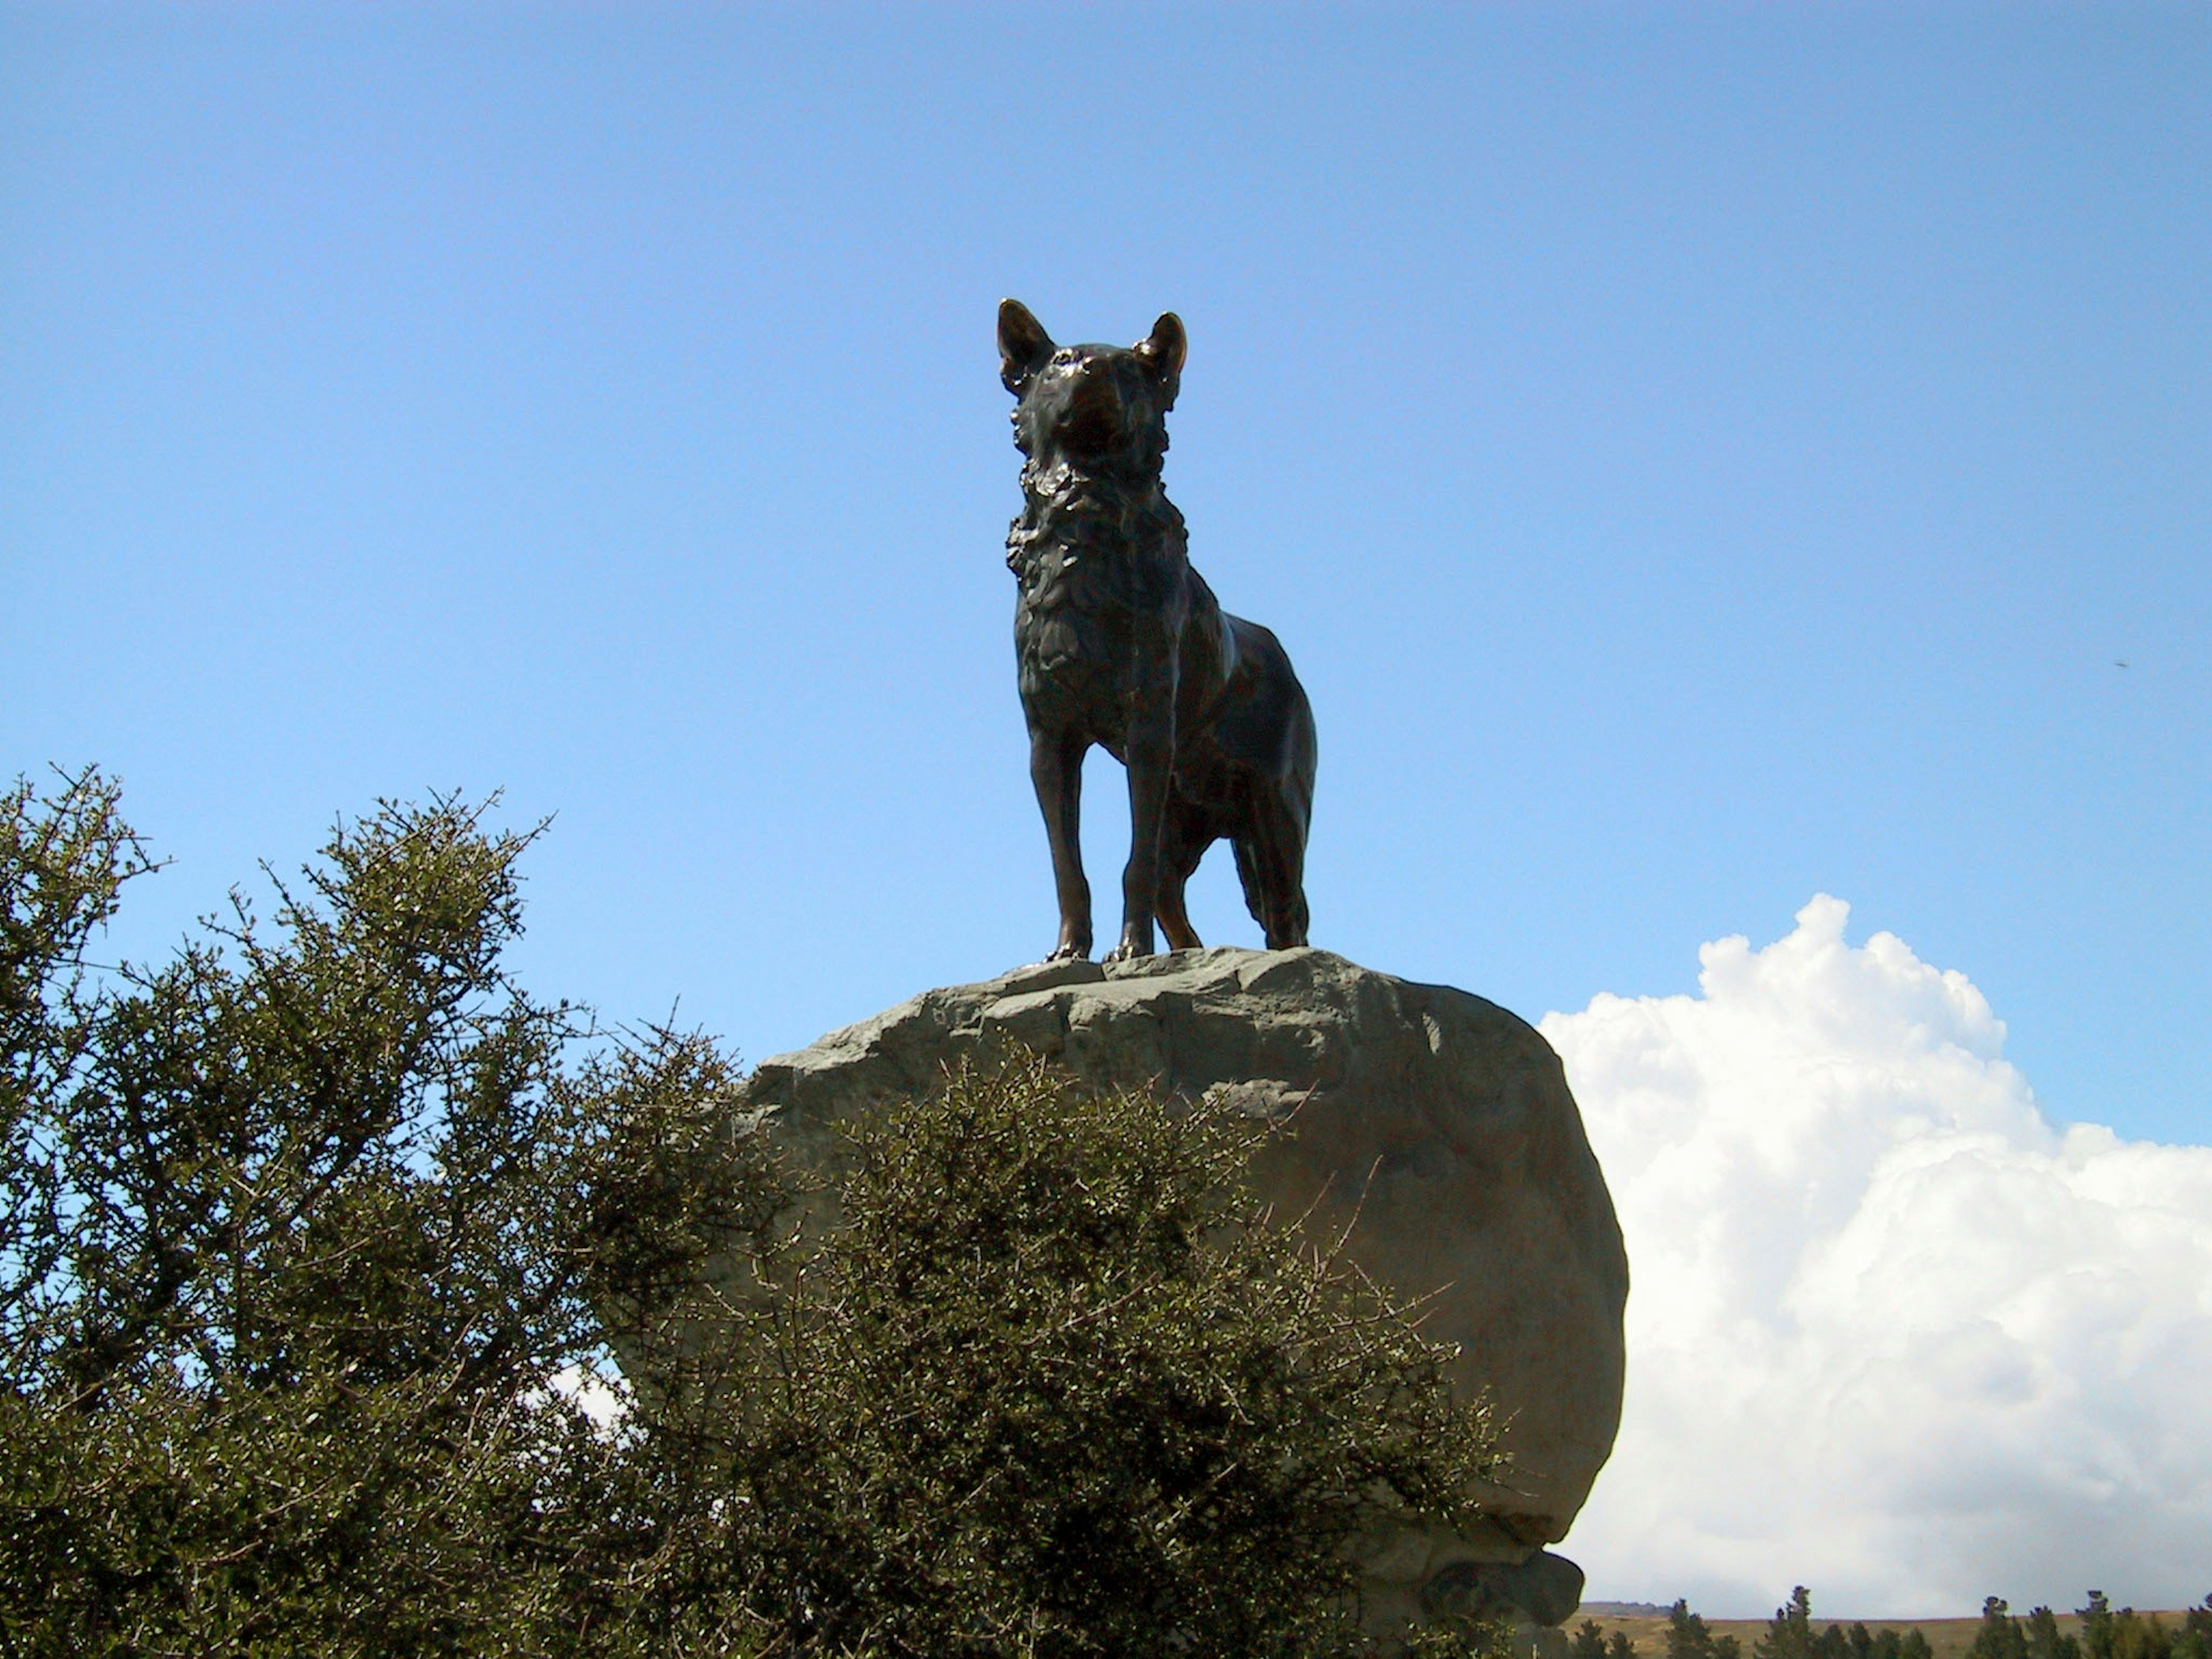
(1008, 490, 1187, 688)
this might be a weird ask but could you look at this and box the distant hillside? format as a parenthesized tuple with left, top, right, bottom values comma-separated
(1569, 1609, 2205, 1659)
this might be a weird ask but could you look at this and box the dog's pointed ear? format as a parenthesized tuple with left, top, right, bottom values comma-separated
(999, 299, 1054, 394)
(1135, 312, 1187, 388)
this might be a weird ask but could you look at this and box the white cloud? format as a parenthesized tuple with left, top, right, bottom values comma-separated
(544, 1359, 632, 1431)
(1542, 896, 2212, 1619)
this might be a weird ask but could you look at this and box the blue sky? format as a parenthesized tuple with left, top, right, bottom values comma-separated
(7, 5, 2203, 1146)
(5, 0, 2209, 1615)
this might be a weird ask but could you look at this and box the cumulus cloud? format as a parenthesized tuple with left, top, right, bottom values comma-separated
(544, 1360, 632, 1431)
(1542, 897, 2212, 1618)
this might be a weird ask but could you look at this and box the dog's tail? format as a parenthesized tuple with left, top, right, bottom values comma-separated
(1231, 752, 1314, 948)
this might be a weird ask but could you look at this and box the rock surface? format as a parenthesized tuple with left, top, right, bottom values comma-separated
(737, 946, 1627, 1627)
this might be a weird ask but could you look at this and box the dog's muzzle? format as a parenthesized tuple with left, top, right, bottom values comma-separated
(1058, 373, 1126, 456)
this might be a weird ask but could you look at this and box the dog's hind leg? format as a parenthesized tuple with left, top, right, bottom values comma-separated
(1153, 798, 1214, 953)
(1029, 724, 1093, 960)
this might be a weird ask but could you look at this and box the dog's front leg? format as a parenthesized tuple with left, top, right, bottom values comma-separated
(1029, 724, 1093, 961)
(1108, 698, 1175, 961)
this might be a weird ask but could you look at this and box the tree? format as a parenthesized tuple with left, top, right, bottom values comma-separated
(2026, 1606, 2082, 1659)
(2179, 1597, 2212, 1659)
(1973, 1599, 2030, 1659)
(1, 768, 155, 1377)
(1571, 1624, 1636, 1659)
(2081, 1599, 2190, 1659)
(2082, 1593, 2118, 1659)
(1671, 1598, 1743, 1659)
(0, 776, 767, 1654)
(1758, 1588, 1824, 1659)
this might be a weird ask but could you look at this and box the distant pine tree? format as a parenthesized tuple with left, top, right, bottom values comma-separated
(1669, 1600, 1722, 1659)
(2082, 1593, 2116, 1659)
(2177, 1597, 2212, 1659)
(2026, 1605, 2080, 1659)
(1756, 1588, 1819, 1659)
(2097, 1599, 2180, 1659)
(1974, 1599, 2030, 1659)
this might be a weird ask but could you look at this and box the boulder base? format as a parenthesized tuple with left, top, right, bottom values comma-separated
(738, 946, 1626, 1628)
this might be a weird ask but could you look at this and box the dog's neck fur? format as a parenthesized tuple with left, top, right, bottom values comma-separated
(1006, 458, 1188, 590)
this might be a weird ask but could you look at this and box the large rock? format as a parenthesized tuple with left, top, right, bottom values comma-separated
(737, 946, 1627, 1628)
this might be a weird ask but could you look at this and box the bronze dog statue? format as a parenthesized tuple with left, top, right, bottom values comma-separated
(999, 299, 1317, 962)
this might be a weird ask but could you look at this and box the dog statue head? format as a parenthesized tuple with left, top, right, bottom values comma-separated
(999, 300, 1187, 479)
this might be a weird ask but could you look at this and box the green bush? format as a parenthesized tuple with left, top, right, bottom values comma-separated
(0, 771, 1506, 1658)
(693, 1054, 1505, 1658)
